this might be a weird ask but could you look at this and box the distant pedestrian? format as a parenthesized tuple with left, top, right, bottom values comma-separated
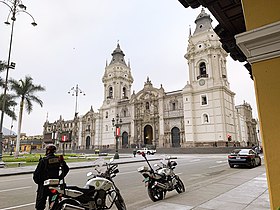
(33, 144, 69, 210)
(133, 149, 137, 157)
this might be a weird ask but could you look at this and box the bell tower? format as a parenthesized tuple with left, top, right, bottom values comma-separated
(185, 8, 229, 88)
(182, 8, 236, 147)
(98, 43, 134, 147)
(102, 43, 134, 102)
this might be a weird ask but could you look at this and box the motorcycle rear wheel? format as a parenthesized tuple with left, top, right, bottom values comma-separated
(147, 186, 164, 202)
(175, 177, 185, 194)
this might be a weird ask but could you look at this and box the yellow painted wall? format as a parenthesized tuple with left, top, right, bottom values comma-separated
(252, 58, 280, 209)
(242, 0, 280, 30)
(241, 1, 280, 208)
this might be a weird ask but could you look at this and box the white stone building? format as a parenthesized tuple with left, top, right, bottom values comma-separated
(43, 9, 258, 150)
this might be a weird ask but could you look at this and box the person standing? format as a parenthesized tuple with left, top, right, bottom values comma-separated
(33, 144, 69, 210)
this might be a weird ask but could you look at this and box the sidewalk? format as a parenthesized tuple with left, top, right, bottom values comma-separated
(0, 154, 270, 210)
(142, 166, 269, 210)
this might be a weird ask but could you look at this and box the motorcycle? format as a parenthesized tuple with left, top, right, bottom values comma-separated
(137, 152, 185, 202)
(44, 158, 126, 210)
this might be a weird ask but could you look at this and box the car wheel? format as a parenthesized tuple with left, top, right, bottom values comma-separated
(147, 152, 151, 155)
(250, 159, 256, 168)
(229, 163, 234, 168)
(258, 158, 262, 166)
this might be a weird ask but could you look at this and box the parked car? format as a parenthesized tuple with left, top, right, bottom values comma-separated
(136, 147, 156, 155)
(228, 148, 261, 168)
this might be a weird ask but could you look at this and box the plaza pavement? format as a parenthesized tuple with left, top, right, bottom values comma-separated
(0, 154, 270, 210)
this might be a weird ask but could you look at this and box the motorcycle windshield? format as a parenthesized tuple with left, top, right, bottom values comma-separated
(160, 155, 171, 166)
(91, 157, 113, 175)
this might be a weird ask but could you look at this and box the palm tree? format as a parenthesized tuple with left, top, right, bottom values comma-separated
(0, 61, 17, 131)
(0, 94, 17, 121)
(0, 61, 6, 89)
(9, 76, 46, 157)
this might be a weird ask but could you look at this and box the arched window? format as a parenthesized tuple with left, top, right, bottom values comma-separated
(123, 110, 127, 117)
(105, 111, 108, 119)
(202, 113, 209, 123)
(199, 62, 207, 76)
(146, 102, 150, 110)
(122, 87, 127, 99)
(108, 87, 113, 98)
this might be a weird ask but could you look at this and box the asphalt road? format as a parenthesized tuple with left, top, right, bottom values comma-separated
(0, 154, 241, 210)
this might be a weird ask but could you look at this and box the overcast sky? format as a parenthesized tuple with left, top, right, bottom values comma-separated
(0, 0, 258, 136)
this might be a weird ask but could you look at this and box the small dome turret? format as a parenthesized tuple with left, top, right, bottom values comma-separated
(193, 8, 213, 35)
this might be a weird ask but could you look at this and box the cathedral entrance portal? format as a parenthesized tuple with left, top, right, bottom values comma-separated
(171, 127, 180, 147)
(86, 136, 90, 149)
(122, 132, 128, 148)
(144, 125, 153, 145)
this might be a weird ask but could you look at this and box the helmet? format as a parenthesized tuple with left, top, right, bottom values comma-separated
(46, 144, 57, 154)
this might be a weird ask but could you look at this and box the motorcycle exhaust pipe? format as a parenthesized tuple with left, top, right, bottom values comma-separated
(62, 203, 85, 210)
(154, 181, 168, 190)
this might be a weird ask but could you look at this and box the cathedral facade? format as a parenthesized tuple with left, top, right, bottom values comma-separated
(43, 9, 258, 150)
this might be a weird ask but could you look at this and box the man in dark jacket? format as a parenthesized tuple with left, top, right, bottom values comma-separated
(33, 144, 69, 210)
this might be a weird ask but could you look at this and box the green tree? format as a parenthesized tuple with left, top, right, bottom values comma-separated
(0, 94, 17, 121)
(0, 61, 6, 88)
(9, 76, 45, 157)
(0, 61, 17, 119)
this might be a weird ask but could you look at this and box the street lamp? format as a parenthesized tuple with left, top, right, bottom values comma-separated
(112, 114, 122, 159)
(68, 84, 85, 151)
(0, 0, 37, 167)
(68, 84, 86, 117)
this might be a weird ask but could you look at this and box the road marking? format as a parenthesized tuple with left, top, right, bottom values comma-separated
(0, 177, 30, 183)
(189, 159, 201, 162)
(119, 171, 138, 175)
(209, 163, 228, 169)
(0, 186, 32, 193)
(216, 160, 227, 163)
(0, 202, 34, 210)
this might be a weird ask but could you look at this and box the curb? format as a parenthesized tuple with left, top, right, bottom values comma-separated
(0, 156, 177, 177)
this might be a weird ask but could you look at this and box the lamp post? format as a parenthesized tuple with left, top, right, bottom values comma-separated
(68, 84, 85, 151)
(0, 0, 37, 167)
(68, 84, 86, 117)
(112, 114, 122, 159)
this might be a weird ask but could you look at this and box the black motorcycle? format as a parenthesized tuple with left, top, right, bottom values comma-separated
(138, 153, 185, 202)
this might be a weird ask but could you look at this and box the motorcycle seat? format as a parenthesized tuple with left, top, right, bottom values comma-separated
(66, 185, 95, 193)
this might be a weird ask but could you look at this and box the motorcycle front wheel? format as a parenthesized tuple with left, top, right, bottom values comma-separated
(115, 194, 127, 210)
(147, 185, 164, 202)
(175, 177, 185, 194)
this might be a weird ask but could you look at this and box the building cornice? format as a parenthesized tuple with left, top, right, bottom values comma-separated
(235, 21, 280, 64)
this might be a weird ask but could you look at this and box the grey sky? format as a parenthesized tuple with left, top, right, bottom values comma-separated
(0, 0, 257, 135)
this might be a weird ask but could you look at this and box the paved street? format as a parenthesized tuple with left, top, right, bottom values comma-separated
(0, 154, 270, 210)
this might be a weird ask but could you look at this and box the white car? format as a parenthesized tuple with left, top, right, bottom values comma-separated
(136, 147, 156, 155)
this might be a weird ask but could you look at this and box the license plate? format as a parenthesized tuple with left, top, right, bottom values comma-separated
(236, 156, 241, 159)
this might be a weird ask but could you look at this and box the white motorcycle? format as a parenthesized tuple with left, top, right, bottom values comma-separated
(45, 158, 126, 210)
(138, 153, 185, 202)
